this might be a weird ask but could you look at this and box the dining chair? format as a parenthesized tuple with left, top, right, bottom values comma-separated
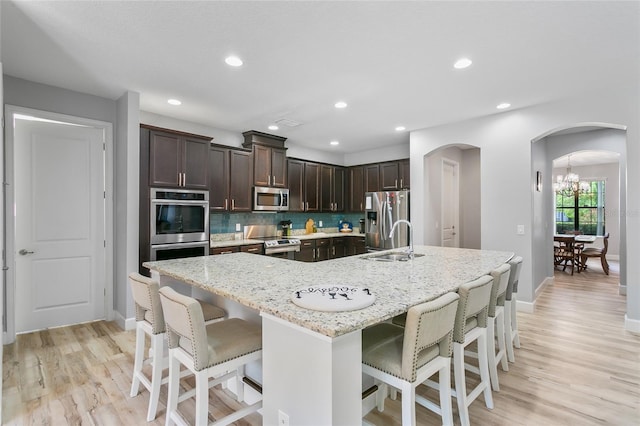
(505, 256, 523, 362)
(580, 232, 610, 275)
(128, 273, 226, 421)
(159, 286, 262, 426)
(554, 236, 580, 275)
(362, 292, 460, 426)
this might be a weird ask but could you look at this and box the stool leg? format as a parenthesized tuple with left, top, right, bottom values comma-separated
(147, 333, 164, 421)
(130, 323, 145, 397)
(486, 316, 500, 392)
(165, 352, 180, 426)
(453, 342, 470, 426)
(511, 294, 521, 348)
(496, 310, 508, 372)
(504, 300, 516, 363)
(236, 365, 245, 402)
(401, 381, 415, 426)
(439, 358, 453, 426)
(477, 329, 494, 409)
(195, 370, 209, 426)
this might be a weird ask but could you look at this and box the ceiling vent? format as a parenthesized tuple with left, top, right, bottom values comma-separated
(275, 118, 302, 127)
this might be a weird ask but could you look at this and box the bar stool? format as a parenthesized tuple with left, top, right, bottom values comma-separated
(486, 263, 511, 391)
(362, 292, 460, 425)
(128, 272, 226, 421)
(505, 256, 523, 362)
(432, 275, 494, 426)
(159, 286, 262, 426)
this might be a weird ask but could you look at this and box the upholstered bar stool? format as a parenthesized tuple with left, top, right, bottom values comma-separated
(486, 263, 511, 392)
(505, 256, 523, 362)
(128, 272, 226, 421)
(362, 292, 460, 426)
(447, 275, 494, 426)
(159, 286, 263, 426)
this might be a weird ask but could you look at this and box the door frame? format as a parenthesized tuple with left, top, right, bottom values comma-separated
(441, 158, 460, 248)
(3, 105, 114, 344)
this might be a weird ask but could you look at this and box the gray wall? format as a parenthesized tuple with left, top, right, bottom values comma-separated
(410, 84, 639, 331)
(460, 148, 481, 249)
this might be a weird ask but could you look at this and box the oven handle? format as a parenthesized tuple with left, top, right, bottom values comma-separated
(150, 241, 210, 250)
(151, 199, 209, 206)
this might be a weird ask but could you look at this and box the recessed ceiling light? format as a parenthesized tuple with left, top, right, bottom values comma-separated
(225, 56, 243, 67)
(496, 102, 511, 109)
(453, 58, 472, 69)
(167, 99, 182, 106)
(268, 125, 279, 131)
(330, 140, 340, 146)
(395, 126, 406, 131)
(334, 101, 348, 109)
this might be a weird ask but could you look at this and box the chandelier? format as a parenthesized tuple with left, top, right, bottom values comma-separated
(553, 154, 590, 197)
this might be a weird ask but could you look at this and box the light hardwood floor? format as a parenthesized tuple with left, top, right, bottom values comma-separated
(3, 259, 639, 425)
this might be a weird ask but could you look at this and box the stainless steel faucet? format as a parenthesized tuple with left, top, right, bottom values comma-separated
(389, 219, 414, 259)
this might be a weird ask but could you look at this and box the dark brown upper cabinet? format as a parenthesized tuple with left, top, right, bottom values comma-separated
(320, 165, 345, 212)
(380, 159, 410, 190)
(147, 126, 211, 189)
(228, 150, 253, 212)
(348, 166, 365, 212)
(288, 159, 320, 212)
(364, 164, 380, 193)
(209, 146, 230, 211)
(242, 131, 287, 188)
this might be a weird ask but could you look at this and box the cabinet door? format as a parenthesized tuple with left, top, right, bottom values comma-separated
(316, 238, 330, 261)
(330, 238, 346, 259)
(253, 145, 271, 187)
(149, 131, 181, 188)
(349, 166, 365, 212)
(210, 246, 240, 255)
(304, 162, 320, 212)
(365, 164, 380, 193)
(240, 244, 264, 255)
(380, 161, 400, 190)
(287, 159, 305, 212)
(229, 150, 253, 212)
(209, 147, 229, 211)
(294, 241, 316, 262)
(183, 138, 210, 189)
(333, 167, 345, 212)
(320, 165, 333, 212)
(399, 159, 410, 189)
(271, 148, 287, 188)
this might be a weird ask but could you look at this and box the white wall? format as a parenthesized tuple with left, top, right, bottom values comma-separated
(344, 142, 410, 167)
(460, 148, 481, 249)
(410, 83, 639, 331)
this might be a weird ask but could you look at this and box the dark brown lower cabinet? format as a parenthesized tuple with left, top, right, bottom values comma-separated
(346, 236, 367, 256)
(210, 246, 240, 255)
(330, 238, 347, 259)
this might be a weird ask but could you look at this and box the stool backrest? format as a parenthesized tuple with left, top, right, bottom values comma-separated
(488, 263, 511, 316)
(453, 275, 493, 343)
(402, 292, 459, 381)
(158, 286, 209, 371)
(129, 272, 165, 334)
(506, 256, 523, 300)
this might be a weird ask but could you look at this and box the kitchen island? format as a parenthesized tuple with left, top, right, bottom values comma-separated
(144, 245, 513, 425)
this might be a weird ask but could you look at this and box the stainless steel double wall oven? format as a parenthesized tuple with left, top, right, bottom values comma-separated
(150, 188, 209, 260)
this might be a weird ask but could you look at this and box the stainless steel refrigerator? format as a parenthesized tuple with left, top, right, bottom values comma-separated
(365, 190, 410, 250)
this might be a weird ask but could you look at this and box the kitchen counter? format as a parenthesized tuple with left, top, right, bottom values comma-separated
(144, 245, 512, 338)
(144, 245, 513, 425)
(209, 230, 364, 249)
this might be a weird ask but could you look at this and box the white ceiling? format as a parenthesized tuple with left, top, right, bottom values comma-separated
(553, 150, 620, 168)
(2, 1, 639, 154)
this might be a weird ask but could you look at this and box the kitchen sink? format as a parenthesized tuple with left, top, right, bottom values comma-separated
(363, 251, 425, 262)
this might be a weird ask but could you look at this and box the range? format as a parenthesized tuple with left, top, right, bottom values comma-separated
(244, 225, 300, 258)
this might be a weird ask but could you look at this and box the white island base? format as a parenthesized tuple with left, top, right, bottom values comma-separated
(261, 313, 362, 425)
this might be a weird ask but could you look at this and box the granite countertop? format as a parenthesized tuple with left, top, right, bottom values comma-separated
(210, 230, 364, 248)
(144, 245, 513, 338)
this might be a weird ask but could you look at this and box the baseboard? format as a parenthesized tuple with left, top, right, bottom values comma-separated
(619, 283, 627, 296)
(624, 315, 640, 335)
(113, 310, 136, 331)
(516, 299, 535, 314)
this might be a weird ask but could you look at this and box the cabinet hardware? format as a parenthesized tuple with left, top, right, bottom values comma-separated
(178, 173, 182, 187)
(225, 199, 228, 210)
(183, 173, 186, 186)
(247, 248, 258, 252)
(232, 199, 236, 210)
(400, 178, 403, 188)
(221, 250, 233, 254)
(268, 175, 271, 186)
(395, 179, 398, 188)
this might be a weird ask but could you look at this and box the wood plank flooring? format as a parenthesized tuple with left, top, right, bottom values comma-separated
(3, 259, 638, 425)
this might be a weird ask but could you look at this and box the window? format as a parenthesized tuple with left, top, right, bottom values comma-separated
(555, 180, 605, 235)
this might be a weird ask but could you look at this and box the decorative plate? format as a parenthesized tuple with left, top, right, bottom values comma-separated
(291, 285, 375, 312)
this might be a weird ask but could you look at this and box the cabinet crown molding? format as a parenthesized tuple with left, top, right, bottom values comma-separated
(242, 130, 287, 149)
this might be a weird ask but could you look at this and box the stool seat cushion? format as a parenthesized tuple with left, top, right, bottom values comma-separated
(199, 300, 226, 322)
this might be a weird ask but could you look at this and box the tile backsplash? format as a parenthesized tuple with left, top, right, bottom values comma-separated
(210, 212, 364, 235)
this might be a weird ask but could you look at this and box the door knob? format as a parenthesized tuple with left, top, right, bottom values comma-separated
(19, 249, 35, 255)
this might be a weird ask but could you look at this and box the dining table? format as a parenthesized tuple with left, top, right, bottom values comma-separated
(144, 245, 513, 425)
(553, 234, 596, 272)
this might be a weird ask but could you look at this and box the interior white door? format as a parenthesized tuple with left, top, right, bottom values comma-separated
(14, 117, 106, 333)
(441, 159, 460, 248)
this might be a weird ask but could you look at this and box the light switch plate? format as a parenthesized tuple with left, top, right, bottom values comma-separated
(235, 223, 241, 232)
(517, 225, 525, 235)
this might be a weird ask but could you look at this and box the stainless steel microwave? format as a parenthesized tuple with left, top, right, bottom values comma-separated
(253, 186, 289, 211)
